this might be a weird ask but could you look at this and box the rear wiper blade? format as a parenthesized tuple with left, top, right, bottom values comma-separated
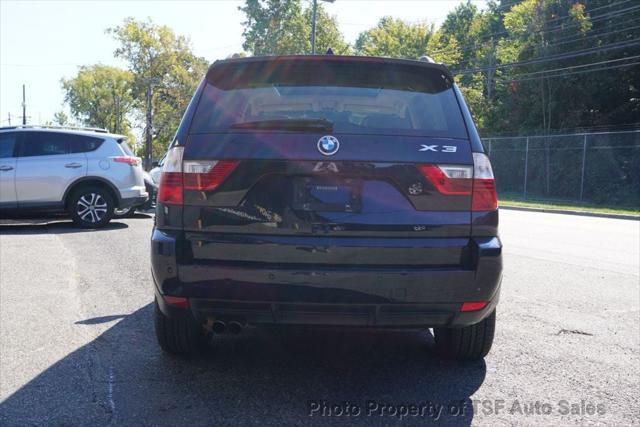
(229, 118, 333, 132)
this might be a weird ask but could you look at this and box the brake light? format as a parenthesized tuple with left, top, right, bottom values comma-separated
(418, 153, 497, 211)
(183, 160, 239, 191)
(418, 165, 472, 195)
(157, 146, 240, 205)
(113, 156, 141, 166)
(157, 146, 184, 205)
(471, 153, 498, 211)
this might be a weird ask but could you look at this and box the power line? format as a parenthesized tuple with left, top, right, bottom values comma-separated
(496, 58, 640, 83)
(442, 20, 640, 70)
(428, 3, 640, 56)
(500, 61, 639, 84)
(453, 38, 640, 74)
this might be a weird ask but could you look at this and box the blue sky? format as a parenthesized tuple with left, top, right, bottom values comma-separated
(0, 0, 486, 127)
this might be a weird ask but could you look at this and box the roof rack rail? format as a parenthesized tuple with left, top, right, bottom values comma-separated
(0, 124, 110, 133)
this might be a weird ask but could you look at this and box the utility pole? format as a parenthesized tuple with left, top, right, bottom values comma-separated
(311, 0, 335, 54)
(311, 0, 317, 54)
(486, 38, 495, 101)
(144, 84, 153, 171)
(7, 112, 11, 126)
(143, 77, 160, 171)
(22, 84, 26, 125)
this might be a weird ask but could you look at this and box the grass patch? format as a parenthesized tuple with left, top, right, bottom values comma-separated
(499, 195, 640, 216)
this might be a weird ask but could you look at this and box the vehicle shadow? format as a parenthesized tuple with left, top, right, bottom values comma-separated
(0, 304, 485, 426)
(0, 220, 129, 235)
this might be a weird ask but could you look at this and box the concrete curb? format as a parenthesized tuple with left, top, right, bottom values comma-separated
(500, 205, 640, 221)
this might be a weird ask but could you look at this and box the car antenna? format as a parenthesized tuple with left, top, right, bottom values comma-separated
(325, 48, 334, 55)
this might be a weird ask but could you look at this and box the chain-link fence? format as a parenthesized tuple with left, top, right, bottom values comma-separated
(484, 130, 640, 207)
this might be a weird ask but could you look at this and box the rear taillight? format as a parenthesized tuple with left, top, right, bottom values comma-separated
(471, 153, 498, 211)
(157, 146, 239, 205)
(183, 160, 239, 191)
(157, 147, 184, 205)
(418, 164, 472, 195)
(418, 152, 497, 211)
(112, 156, 141, 166)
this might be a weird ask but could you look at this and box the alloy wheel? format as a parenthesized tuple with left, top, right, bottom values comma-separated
(76, 193, 108, 223)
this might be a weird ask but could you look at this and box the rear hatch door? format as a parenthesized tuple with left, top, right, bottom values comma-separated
(181, 57, 473, 269)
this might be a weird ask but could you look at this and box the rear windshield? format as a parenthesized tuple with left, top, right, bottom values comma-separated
(117, 138, 135, 156)
(189, 59, 468, 139)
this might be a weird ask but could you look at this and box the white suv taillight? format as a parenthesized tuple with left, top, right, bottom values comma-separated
(417, 153, 497, 211)
(112, 156, 141, 166)
(157, 146, 240, 205)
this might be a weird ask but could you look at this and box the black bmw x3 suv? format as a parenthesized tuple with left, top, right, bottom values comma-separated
(151, 55, 502, 361)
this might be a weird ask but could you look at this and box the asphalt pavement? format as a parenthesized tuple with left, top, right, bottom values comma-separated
(0, 210, 638, 426)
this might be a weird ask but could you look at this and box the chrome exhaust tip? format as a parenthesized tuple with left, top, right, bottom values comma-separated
(211, 321, 226, 334)
(227, 321, 243, 335)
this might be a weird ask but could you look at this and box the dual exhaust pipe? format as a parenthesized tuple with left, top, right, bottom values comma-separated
(210, 320, 244, 334)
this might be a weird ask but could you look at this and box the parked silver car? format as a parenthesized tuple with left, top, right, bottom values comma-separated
(0, 126, 148, 227)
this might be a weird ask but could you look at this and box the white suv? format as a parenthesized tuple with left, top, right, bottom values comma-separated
(0, 126, 148, 228)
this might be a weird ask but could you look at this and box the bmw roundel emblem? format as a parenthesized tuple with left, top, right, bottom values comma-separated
(317, 135, 340, 156)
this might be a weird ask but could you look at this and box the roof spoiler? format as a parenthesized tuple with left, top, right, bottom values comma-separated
(0, 125, 109, 133)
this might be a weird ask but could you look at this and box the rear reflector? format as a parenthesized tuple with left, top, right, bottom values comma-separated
(418, 152, 497, 211)
(460, 301, 488, 312)
(163, 295, 189, 309)
(112, 156, 141, 166)
(156, 146, 240, 205)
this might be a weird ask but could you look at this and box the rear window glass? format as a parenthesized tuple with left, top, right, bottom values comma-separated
(68, 135, 103, 153)
(20, 132, 104, 156)
(21, 132, 68, 157)
(0, 132, 17, 158)
(118, 139, 135, 156)
(190, 60, 467, 139)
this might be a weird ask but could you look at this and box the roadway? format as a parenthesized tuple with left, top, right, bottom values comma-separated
(0, 210, 638, 425)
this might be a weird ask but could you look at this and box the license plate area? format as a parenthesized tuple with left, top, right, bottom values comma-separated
(293, 177, 362, 212)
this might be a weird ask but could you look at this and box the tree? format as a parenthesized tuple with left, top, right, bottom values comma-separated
(61, 65, 134, 133)
(355, 17, 433, 59)
(239, 0, 350, 55)
(107, 18, 209, 163)
(52, 111, 70, 127)
(426, 30, 462, 65)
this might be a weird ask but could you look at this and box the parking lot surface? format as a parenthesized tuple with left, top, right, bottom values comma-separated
(0, 210, 638, 426)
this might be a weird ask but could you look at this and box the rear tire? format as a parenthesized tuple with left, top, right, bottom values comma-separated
(68, 186, 114, 228)
(113, 207, 136, 218)
(434, 310, 496, 361)
(154, 300, 205, 354)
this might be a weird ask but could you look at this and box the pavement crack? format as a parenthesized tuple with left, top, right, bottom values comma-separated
(555, 328, 594, 336)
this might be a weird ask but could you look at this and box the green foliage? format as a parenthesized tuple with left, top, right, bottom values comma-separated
(107, 18, 209, 157)
(240, 0, 349, 55)
(61, 65, 134, 134)
(355, 17, 433, 59)
(59, 0, 638, 167)
(52, 111, 71, 127)
(426, 30, 462, 65)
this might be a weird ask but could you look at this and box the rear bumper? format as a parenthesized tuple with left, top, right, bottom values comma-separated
(151, 229, 502, 328)
(119, 194, 148, 209)
(119, 185, 148, 206)
(155, 287, 500, 328)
